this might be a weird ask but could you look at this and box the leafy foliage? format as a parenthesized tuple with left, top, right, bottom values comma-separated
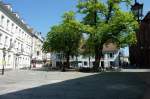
(43, 11, 82, 68)
(77, 0, 138, 69)
(43, 0, 138, 70)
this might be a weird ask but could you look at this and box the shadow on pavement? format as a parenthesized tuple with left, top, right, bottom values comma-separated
(0, 72, 148, 99)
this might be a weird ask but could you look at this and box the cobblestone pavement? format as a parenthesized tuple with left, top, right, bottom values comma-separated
(0, 70, 148, 99)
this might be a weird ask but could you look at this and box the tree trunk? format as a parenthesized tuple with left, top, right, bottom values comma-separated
(89, 56, 91, 68)
(66, 52, 70, 69)
(93, 45, 103, 71)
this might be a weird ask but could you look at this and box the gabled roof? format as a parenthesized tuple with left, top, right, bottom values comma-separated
(103, 43, 118, 52)
(142, 11, 150, 22)
(80, 42, 118, 53)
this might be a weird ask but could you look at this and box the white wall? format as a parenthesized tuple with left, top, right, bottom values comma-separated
(0, 5, 32, 69)
(51, 51, 120, 68)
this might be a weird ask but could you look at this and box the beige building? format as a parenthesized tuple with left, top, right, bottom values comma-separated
(31, 31, 45, 68)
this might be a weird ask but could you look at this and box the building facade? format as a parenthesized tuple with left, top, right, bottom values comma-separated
(31, 31, 45, 68)
(0, 2, 38, 69)
(130, 11, 150, 68)
(52, 43, 120, 69)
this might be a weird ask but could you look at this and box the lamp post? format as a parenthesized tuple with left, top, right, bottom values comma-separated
(131, 0, 143, 22)
(1, 42, 13, 75)
(130, 0, 144, 67)
(2, 47, 6, 75)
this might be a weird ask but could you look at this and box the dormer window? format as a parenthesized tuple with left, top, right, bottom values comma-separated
(4, 4, 13, 12)
(13, 13, 20, 19)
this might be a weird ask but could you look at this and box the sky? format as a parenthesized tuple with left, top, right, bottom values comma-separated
(2, 0, 150, 37)
(3, 0, 78, 37)
(2, 0, 149, 56)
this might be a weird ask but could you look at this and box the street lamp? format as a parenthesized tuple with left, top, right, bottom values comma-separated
(2, 48, 6, 75)
(131, 0, 143, 22)
(2, 42, 13, 75)
(130, 0, 143, 67)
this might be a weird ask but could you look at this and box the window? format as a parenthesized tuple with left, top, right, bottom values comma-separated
(6, 20, 10, 30)
(22, 31, 24, 39)
(25, 34, 26, 41)
(0, 16, 4, 27)
(19, 29, 21, 33)
(8, 55, 11, 65)
(101, 61, 104, 67)
(9, 39, 12, 48)
(20, 57, 22, 64)
(56, 54, 62, 59)
(16, 26, 18, 33)
(19, 57, 21, 63)
(0, 34, 2, 43)
(37, 51, 40, 56)
(21, 44, 24, 52)
(17, 42, 20, 51)
(84, 61, 87, 66)
(11, 23, 14, 33)
(4, 36, 8, 46)
(110, 53, 114, 58)
(110, 61, 114, 66)
(19, 29, 21, 37)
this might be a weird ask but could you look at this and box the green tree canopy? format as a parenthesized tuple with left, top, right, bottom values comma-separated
(43, 0, 138, 71)
(43, 11, 82, 69)
(77, 0, 138, 70)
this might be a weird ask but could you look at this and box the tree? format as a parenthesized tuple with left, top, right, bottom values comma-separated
(43, 11, 82, 70)
(80, 35, 95, 67)
(77, 0, 138, 70)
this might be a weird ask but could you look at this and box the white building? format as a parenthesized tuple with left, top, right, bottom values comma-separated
(0, 2, 33, 69)
(52, 43, 120, 69)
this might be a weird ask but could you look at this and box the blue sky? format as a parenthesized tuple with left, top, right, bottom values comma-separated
(3, 0, 78, 36)
(2, 0, 150, 56)
(3, 0, 150, 37)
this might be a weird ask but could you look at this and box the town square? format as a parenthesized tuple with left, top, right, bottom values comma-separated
(0, 70, 149, 99)
(0, 0, 150, 99)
